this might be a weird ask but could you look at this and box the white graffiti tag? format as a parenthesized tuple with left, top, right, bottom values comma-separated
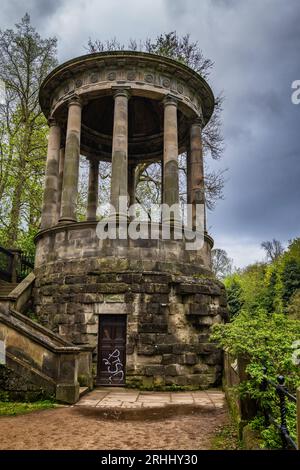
(103, 349, 124, 383)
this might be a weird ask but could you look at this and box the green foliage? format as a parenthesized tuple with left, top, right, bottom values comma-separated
(211, 309, 300, 448)
(218, 238, 300, 448)
(212, 309, 300, 390)
(284, 238, 300, 263)
(249, 403, 297, 450)
(224, 276, 244, 318)
(239, 263, 268, 312)
(286, 289, 300, 320)
(224, 237, 300, 318)
(263, 269, 277, 313)
(0, 14, 57, 251)
(282, 259, 300, 306)
(211, 421, 242, 450)
(0, 400, 55, 416)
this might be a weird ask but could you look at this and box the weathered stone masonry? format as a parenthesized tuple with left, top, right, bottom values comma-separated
(34, 252, 227, 388)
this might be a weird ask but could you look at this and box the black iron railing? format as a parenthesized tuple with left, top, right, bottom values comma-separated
(19, 252, 34, 280)
(0, 246, 14, 282)
(0, 245, 34, 283)
(261, 368, 297, 450)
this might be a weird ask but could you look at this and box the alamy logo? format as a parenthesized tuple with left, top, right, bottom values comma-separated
(96, 197, 205, 251)
(0, 80, 5, 105)
(291, 340, 300, 365)
(0, 340, 5, 365)
(291, 80, 300, 104)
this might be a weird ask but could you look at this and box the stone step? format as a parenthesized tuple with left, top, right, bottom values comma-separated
(0, 283, 19, 297)
(74, 388, 226, 419)
(79, 387, 89, 398)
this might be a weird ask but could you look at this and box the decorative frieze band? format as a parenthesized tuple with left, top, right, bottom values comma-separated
(51, 65, 204, 117)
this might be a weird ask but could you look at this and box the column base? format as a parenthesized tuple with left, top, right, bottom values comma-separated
(161, 219, 183, 240)
(107, 212, 129, 224)
(56, 383, 80, 404)
(58, 217, 77, 224)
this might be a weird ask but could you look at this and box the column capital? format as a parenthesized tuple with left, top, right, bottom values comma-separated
(67, 93, 83, 108)
(191, 115, 205, 129)
(163, 94, 178, 107)
(112, 86, 131, 100)
(48, 117, 60, 128)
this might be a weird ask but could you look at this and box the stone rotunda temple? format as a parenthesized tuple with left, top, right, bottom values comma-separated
(34, 51, 227, 389)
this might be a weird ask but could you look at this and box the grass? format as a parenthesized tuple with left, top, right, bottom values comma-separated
(0, 400, 56, 416)
(211, 422, 242, 450)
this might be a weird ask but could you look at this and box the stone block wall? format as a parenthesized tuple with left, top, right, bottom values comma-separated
(34, 256, 228, 389)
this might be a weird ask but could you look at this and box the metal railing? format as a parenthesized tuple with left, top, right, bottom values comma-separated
(19, 252, 34, 280)
(0, 246, 34, 283)
(0, 246, 14, 282)
(260, 368, 298, 450)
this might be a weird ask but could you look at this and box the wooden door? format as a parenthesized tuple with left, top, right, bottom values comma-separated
(97, 315, 126, 386)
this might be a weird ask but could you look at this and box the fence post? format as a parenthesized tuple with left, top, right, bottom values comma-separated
(297, 387, 300, 450)
(260, 366, 269, 426)
(9, 249, 22, 283)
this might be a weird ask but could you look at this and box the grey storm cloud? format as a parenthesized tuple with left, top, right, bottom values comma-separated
(0, 0, 299, 266)
(2, 0, 64, 23)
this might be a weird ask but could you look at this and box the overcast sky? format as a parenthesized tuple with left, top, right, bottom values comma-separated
(1, 0, 300, 267)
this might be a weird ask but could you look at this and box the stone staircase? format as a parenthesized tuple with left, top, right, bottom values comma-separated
(0, 280, 19, 299)
(0, 274, 93, 403)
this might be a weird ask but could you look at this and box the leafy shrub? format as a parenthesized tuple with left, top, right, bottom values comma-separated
(211, 309, 300, 448)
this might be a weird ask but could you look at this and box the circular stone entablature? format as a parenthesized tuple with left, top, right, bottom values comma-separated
(39, 51, 215, 162)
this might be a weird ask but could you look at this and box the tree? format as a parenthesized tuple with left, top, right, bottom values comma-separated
(263, 269, 277, 313)
(286, 289, 300, 320)
(282, 259, 300, 306)
(226, 277, 244, 318)
(0, 14, 57, 250)
(211, 248, 232, 279)
(261, 239, 284, 262)
(86, 32, 225, 212)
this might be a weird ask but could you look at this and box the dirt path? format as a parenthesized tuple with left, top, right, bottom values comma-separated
(0, 406, 229, 450)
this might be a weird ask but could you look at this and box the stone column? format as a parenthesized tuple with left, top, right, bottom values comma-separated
(86, 158, 99, 221)
(189, 117, 206, 230)
(56, 147, 65, 222)
(41, 118, 61, 230)
(59, 96, 82, 224)
(161, 158, 164, 206)
(110, 88, 130, 221)
(186, 147, 191, 205)
(163, 95, 180, 224)
(128, 163, 136, 208)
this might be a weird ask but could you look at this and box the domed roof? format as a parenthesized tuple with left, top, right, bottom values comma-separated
(39, 51, 215, 161)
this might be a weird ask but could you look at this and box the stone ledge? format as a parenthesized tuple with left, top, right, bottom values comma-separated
(73, 388, 225, 420)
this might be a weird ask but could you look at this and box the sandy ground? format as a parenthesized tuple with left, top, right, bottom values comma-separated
(0, 406, 228, 450)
